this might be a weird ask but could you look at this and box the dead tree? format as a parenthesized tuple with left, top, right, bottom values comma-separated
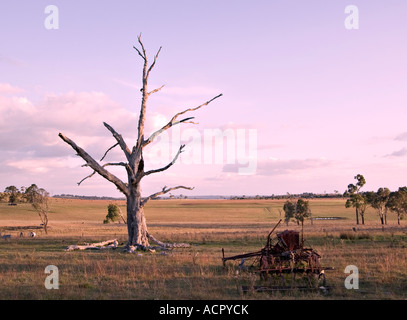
(59, 35, 222, 251)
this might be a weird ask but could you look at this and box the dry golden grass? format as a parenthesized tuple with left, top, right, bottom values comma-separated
(0, 198, 406, 300)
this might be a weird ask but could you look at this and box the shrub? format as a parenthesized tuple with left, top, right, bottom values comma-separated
(339, 232, 372, 240)
(103, 204, 121, 224)
(339, 232, 356, 240)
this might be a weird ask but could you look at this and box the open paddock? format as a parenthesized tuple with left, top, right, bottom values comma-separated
(0, 198, 406, 299)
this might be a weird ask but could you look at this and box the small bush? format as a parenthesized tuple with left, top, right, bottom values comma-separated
(339, 232, 372, 240)
(357, 233, 372, 240)
(103, 204, 120, 224)
(339, 232, 356, 240)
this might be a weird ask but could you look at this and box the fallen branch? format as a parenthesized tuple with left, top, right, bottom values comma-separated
(147, 233, 190, 248)
(65, 239, 118, 251)
(123, 233, 190, 253)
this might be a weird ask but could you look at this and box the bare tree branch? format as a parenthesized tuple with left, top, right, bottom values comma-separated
(143, 145, 185, 177)
(133, 46, 145, 61)
(137, 34, 147, 59)
(141, 185, 194, 207)
(135, 35, 150, 149)
(133, 34, 146, 61)
(103, 122, 132, 161)
(103, 162, 127, 167)
(58, 133, 129, 197)
(78, 162, 128, 186)
(143, 93, 223, 147)
(147, 46, 162, 77)
(148, 84, 165, 96)
(77, 171, 96, 186)
(100, 142, 119, 161)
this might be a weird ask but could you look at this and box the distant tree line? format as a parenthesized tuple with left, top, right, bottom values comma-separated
(53, 194, 126, 201)
(344, 174, 406, 225)
(230, 192, 344, 200)
(1, 185, 46, 204)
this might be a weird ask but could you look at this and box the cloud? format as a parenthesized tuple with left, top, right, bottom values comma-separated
(0, 84, 224, 181)
(0, 88, 150, 183)
(5, 157, 83, 174)
(223, 157, 333, 176)
(395, 132, 407, 141)
(0, 83, 23, 94)
(386, 147, 407, 158)
(0, 90, 143, 153)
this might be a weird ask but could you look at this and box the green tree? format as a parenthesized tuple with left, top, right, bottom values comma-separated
(295, 198, 311, 243)
(344, 174, 366, 225)
(368, 187, 390, 225)
(4, 185, 20, 204)
(24, 184, 40, 203)
(295, 199, 311, 224)
(0, 192, 8, 202)
(104, 204, 121, 224)
(359, 191, 374, 225)
(346, 192, 371, 225)
(283, 200, 296, 226)
(283, 198, 311, 227)
(103, 204, 126, 224)
(386, 187, 407, 225)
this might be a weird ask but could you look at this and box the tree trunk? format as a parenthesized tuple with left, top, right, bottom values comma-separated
(126, 184, 149, 249)
(355, 208, 359, 225)
(44, 214, 49, 234)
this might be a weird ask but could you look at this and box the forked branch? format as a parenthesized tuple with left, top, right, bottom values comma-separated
(143, 144, 185, 177)
(133, 35, 147, 61)
(141, 185, 194, 207)
(147, 46, 162, 78)
(103, 122, 132, 161)
(143, 93, 223, 147)
(79, 162, 130, 185)
(58, 133, 129, 197)
(100, 142, 119, 161)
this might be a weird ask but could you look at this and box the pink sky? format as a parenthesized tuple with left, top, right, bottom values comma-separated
(1, 1, 407, 197)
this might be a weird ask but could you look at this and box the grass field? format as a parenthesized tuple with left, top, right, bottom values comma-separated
(0, 198, 406, 300)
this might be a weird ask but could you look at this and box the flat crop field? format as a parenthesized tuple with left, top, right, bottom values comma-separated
(0, 198, 406, 300)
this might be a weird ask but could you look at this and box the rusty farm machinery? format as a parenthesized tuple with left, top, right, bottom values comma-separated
(221, 219, 334, 293)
